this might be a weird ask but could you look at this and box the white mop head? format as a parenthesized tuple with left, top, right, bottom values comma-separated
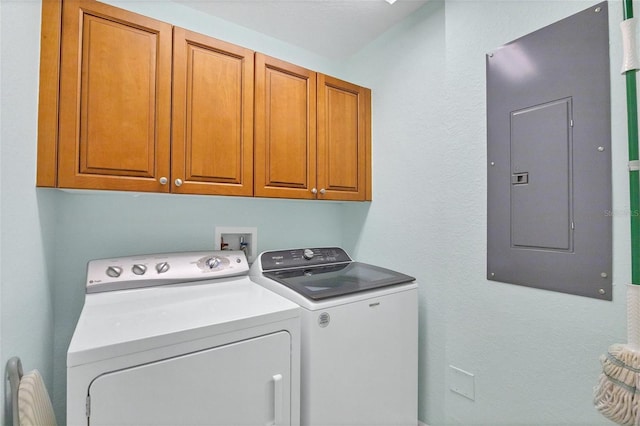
(595, 344, 640, 425)
(595, 286, 640, 425)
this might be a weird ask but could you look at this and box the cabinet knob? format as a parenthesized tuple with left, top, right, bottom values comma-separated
(311, 188, 318, 194)
(159, 177, 168, 185)
(319, 188, 326, 195)
(175, 178, 183, 187)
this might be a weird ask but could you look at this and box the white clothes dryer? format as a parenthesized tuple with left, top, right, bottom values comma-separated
(67, 251, 300, 426)
(250, 247, 418, 426)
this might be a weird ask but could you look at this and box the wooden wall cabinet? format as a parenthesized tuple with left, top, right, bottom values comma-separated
(255, 54, 371, 201)
(38, 0, 371, 201)
(40, 0, 254, 196)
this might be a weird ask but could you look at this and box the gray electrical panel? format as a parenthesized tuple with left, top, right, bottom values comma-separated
(486, 2, 612, 300)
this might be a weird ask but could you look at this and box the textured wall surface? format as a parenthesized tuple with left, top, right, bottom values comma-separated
(443, 2, 624, 424)
(1, 2, 56, 426)
(346, 1, 627, 425)
(342, 2, 448, 422)
(0, 0, 633, 425)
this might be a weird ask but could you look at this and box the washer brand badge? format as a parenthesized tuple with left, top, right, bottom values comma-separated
(318, 312, 330, 328)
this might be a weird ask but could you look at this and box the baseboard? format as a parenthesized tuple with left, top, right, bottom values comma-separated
(418, 422, 429, 426)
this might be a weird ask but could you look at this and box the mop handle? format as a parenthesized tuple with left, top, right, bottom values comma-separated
(623, 0, 640, 286)
(621, 0, 640, 349)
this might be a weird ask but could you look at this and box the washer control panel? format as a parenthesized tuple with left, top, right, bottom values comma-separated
(260, 247, 352, 271)
(86, 251, 249, 293)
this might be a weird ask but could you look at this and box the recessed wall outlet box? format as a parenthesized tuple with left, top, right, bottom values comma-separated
(215, 226, 257, 263)
(449, 365, 475, 401)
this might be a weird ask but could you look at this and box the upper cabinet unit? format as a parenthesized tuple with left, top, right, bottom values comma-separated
(255, 54, 371, 201)
(37, 0, 371, 201)
(57, 0, 173, 192)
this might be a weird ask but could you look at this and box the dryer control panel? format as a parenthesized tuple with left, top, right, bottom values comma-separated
(86, 251, 249, 293)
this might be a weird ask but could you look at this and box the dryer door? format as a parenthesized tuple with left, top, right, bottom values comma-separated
(87, 331, 291, 425)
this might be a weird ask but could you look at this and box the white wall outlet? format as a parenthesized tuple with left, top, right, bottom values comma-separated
(449, 365, 475, 401)
(214, 227, 257, 263)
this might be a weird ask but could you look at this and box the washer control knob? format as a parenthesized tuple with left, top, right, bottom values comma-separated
(303, 249, 315, 260)
(206, 257, 221, 269)
(106, 266, 123, 278)
(132, 264, 147, 276)
(156, 262, 170, 274)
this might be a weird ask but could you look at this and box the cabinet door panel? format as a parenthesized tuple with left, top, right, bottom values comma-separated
(255, 54, 317, 199)
(172, 28, 254, 196)
(317, 75, 368, 201)
(58, 0, 171, 192)
(80, 15, 156, 176)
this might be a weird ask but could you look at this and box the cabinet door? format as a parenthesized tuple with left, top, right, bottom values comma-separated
(172, 28, 254, 196)
(317, 74, 370, 201)
(255, 54, 317, 199)
(88, 332, 292, 425)
(57, 0, 172, 192)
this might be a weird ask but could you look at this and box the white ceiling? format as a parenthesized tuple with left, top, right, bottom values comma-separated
(172, 0, 430, 59)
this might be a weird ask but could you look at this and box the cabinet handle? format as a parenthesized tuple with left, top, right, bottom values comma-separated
(311, 188, 318, 194)
(159, 177, 168, 185)
(174, 178, 183, 187)
(319, 188, 326, 195)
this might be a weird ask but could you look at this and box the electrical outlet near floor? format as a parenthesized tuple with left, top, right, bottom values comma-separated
(449, 365, 475, 401)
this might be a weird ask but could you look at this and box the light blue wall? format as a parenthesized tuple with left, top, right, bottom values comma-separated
(341, 2, 448, 422)
(441, 2, 624, 424)
(345, 0, 627, 425)
(0, 0, 53, 410)
(1, 0, 633, 425)
(0, 1, 57, 425)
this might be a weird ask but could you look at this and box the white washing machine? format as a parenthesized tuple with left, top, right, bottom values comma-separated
(67, 251, 301, 426)
(250, 247, 418, 426)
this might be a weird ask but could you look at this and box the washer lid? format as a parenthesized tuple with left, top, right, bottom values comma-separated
(262, 261, 415, 301)
(67, 276, 299, 367)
